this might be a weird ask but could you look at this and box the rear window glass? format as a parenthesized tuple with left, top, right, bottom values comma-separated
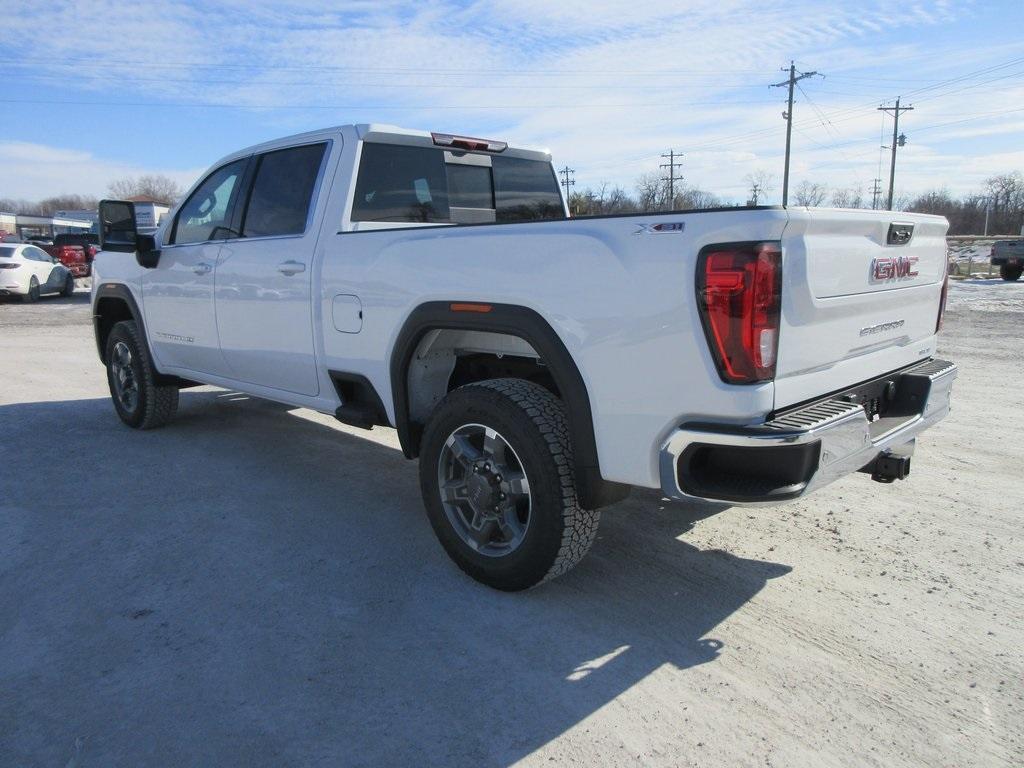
(242, 143, 327, 237)
(352, 143, 450, 223)
(447, 164, 494, 209)
(350, 143, 564, 225)
(492, 156, 564, 222)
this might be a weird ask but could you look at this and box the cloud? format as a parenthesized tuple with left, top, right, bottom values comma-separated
(0, 141, 202, 200)
(0, 0, 1020, 201)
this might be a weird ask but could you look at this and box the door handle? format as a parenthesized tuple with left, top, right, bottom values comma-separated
(277, 260, 306, 276)
(192, 262, 213, 275)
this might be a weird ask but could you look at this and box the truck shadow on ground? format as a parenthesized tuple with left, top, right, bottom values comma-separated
(1, 390, 791, 767)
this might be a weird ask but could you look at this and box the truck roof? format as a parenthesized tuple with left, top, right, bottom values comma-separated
(213, 124, 553, 169)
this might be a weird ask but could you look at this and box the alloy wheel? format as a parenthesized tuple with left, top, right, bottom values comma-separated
(436, 423, 532, 557)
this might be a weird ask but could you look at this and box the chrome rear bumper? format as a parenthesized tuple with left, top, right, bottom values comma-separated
(660, 358, 957, 505)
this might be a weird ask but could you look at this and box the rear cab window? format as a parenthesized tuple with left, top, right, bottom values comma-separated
(351, 142, 565, 226)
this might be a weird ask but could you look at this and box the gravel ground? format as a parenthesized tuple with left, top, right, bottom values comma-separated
(1, 281, 1021, 767)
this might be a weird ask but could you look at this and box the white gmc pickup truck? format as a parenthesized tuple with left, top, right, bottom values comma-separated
(93, 123, 957, 590)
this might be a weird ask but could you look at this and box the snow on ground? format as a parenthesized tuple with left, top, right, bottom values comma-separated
(947, 277, 1024, 313)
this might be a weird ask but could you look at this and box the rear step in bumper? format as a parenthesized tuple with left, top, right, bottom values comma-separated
(660, 358, 957, 505)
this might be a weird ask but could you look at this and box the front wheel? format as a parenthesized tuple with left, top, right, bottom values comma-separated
(1000, 264, 1022, 281)
(418, 378, 600, 591)
(105, 320, 179, 429)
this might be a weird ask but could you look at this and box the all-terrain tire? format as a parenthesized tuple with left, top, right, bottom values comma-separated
(1000, 264, 1022, 281)
(418, 377, 600, 591)
(105, 320, 179, 429)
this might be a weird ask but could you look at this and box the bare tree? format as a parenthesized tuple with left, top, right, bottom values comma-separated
(792, 181, 829, 207)
(0, 198, 39, 215)
(983, 172, 1024, 234)
(675, 187, 723, 210)
(743, 170, 775, 204)
(36, 194, 99, 216)
(830, 186, 865, 209)
(108, 174, 184, 205)
(635, 171, 668, 212)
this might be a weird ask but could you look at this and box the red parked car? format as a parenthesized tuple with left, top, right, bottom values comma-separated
(39, 241, 89, 277)
(53, 233, 99, 276)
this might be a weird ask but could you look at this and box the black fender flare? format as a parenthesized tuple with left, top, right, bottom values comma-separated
(390, 301, 630, 509)
(93, 282, 146, 364)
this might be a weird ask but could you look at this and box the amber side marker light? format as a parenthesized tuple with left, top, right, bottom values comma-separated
(450, 302, 493, 313)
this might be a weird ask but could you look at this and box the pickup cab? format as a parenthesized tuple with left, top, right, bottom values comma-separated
(92, 124, 957, 590)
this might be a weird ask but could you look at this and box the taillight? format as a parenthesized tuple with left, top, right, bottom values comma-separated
(936, 272, 949, 333)
(697, 242, 782, 384)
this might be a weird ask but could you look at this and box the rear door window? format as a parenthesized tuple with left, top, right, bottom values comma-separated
(242, 143, 327, 238)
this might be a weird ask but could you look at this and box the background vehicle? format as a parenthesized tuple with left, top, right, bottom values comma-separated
(92, 124, 956, 590)
(39, 240, 89, 277)
(0, 243, 76, 301)
(54, 233, 100, 272)
(991, 239, 1024, 281)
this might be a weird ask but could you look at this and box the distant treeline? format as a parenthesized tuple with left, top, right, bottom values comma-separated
(568, 171, 1024, 236)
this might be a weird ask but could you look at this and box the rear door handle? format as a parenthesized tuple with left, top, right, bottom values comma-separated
(278, 260, 306, 276)
(192, 262, 212, 275)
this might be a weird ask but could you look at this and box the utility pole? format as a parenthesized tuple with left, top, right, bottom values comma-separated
(558, 166, 575, 194)
(660, 150, 684, 209)
(748, 183, 762, 206)
(870, 178, 883, 210)
(770, 61, 821, 207)
(878, 98, 913, 211)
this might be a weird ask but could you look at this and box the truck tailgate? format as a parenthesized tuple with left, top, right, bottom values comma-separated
(775, 208, 948, 409)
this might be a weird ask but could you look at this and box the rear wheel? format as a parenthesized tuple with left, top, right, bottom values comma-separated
(60, 273, 75, 297)
(418, 378, 600, 591)
(1000, 264, 1022, 281)
(23, 276, 40, 303)
(105, 320, 178, 429)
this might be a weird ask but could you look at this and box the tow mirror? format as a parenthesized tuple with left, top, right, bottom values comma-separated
(98, 199, 161, 268)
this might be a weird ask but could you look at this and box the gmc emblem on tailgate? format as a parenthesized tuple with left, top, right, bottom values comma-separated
(871, 254, 919, 282)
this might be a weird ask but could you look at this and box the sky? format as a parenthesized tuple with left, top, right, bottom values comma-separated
(1, 0, 1022, 205)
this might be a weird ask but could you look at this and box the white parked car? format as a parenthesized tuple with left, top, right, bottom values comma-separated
(92, 124, 957, 590)
(0, 243, 76, 301)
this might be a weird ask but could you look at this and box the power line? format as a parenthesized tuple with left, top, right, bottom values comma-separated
(878, 97, 914, 210)
(770, 61, 823, 206)
(660, 150, 684, 207)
